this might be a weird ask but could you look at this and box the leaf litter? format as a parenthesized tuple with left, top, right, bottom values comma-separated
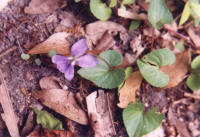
(1, 0, 200, 136)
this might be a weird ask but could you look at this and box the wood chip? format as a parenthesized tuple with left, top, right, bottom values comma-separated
(86, 90, 116, 137)
(0, 69, 20, 137)
(118, 8, 147, 20)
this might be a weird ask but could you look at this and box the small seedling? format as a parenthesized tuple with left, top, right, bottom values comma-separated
(21, 53, 30, 61)
(35, 58, 41, 66)
(48, 50, 56, 57)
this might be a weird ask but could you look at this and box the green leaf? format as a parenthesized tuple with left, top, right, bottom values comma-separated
(99, 50, 123, 67)
(118, 67, 133, 89)
(143, 49, 176, 66)
(191, 55, 200, 73)
(109, 0, 117, 7)
(35, 58, 41, 66)
(179, 2, 191, 26)
(186, 74, 200, 91)
(148, 0, 173, 29)
(78, 65, 125, 89)
(122, 0, 135, 5)
(78, 50, 125, 89)
(90, 0, 112, 21)
(190, 2, 200, 18)
(123, 102, 164, 137)
(175, 41, 185, 52)
(137, 59, 169, 88)
(129, 20, 140, 32)
(34, 109, 63, 130)
(21, 53, 30, 61)
(48, 50, 56, 57)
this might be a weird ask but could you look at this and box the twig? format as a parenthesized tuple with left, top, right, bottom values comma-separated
(0, 46, 17, 59)
(163, 26, 197, 49)
(184, 92, 200, 100)
(106, 93, 116, 135)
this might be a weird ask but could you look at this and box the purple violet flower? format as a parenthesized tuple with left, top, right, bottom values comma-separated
(52, 38, 98, 81)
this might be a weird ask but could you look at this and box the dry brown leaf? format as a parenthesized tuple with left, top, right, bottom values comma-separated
(86, 21, 127, 45)
(161, 51, 190, 89)
(55, 11, 79, 32)
(40, 76, 61, 90)
(95, 31, 115, 51)
(117, 8, 147, 20)
(28, 32, 70, 55)
(118, 71, 143, 108)
(27, 126, 73, 137)
(24, 0, 66, 14)
(32, 89, 88, 125)
(187, 26, 200, 47)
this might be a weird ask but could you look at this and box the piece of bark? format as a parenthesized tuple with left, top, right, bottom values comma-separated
(0, 69, 20, 137)
(187, 26, 200, 47)
(86, 90, 115, 137)
(32, 89, 88, 125)
(21, 111, 35, 136)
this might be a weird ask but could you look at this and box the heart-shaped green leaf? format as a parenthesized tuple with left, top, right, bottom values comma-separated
(191, 55, 200, 74)
(21, 53, 30, 60)
(186, 74, 200, 91)
(137, 59, 169, 88)
(34, 109, 63, 130)
(90, 0, 112, 21)
(123, 102, 164, 137)
(143, 49, 176, 66)
(99, 50, 123, 66)
(78, 65, 125, 89)
(78, 50, 125, 89)
(148, 0, 173, 29)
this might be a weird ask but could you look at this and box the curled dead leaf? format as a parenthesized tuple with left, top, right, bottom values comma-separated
(32, 89, 88, 125)
(118, 71, 143, 108)
(85, 21, 127, 45)
(28, 32, 70, 55)
(161, 51, 190, 89)
(118, 8, 147, 20)
(24, 0, 66, 14)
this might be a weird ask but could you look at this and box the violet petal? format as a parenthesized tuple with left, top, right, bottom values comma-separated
(64, 64, 74, 81)
(76, 54, 99, 68)
(52, 55, 69, 73)
(71, 38, 87, 57)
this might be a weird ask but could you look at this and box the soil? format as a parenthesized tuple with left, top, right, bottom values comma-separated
(0, 0, 200, 137)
